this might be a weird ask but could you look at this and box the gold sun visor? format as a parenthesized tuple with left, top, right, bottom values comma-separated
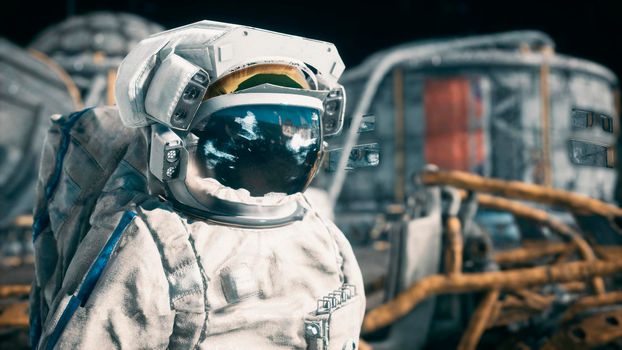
(205, 63, 313, 100)
(197, 61, 345, 137)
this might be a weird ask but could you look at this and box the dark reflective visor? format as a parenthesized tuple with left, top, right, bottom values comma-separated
(189, 104, 323, 196)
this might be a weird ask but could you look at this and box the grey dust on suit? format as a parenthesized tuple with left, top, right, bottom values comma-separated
(33, 107, 365, 349)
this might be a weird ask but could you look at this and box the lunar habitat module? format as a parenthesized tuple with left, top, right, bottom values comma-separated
(331, 30, 618, 213)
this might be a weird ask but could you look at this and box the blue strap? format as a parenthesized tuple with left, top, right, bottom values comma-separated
(32, 108, 93, 242)
(29, 299, 42, 350)
(44, 296, 79, 350)
(43, 211, 136, 350)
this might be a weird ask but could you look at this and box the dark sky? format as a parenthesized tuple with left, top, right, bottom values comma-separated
(2, 0, 621, 79)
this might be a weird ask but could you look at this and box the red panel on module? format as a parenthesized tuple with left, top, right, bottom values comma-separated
(424, 77, 484, 172)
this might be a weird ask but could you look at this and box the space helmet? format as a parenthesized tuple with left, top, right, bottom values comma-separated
(115, 20, 346, 224)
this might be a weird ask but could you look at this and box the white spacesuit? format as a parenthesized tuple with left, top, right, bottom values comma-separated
(31, 21, 365, 349)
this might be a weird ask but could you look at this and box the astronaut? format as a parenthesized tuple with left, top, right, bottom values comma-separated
(31, 21, 365, 349)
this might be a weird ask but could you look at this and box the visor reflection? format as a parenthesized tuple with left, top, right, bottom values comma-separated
(191, 105, 322, 196)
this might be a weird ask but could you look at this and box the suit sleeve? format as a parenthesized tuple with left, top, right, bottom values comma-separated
(40, 214, 175, 350)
